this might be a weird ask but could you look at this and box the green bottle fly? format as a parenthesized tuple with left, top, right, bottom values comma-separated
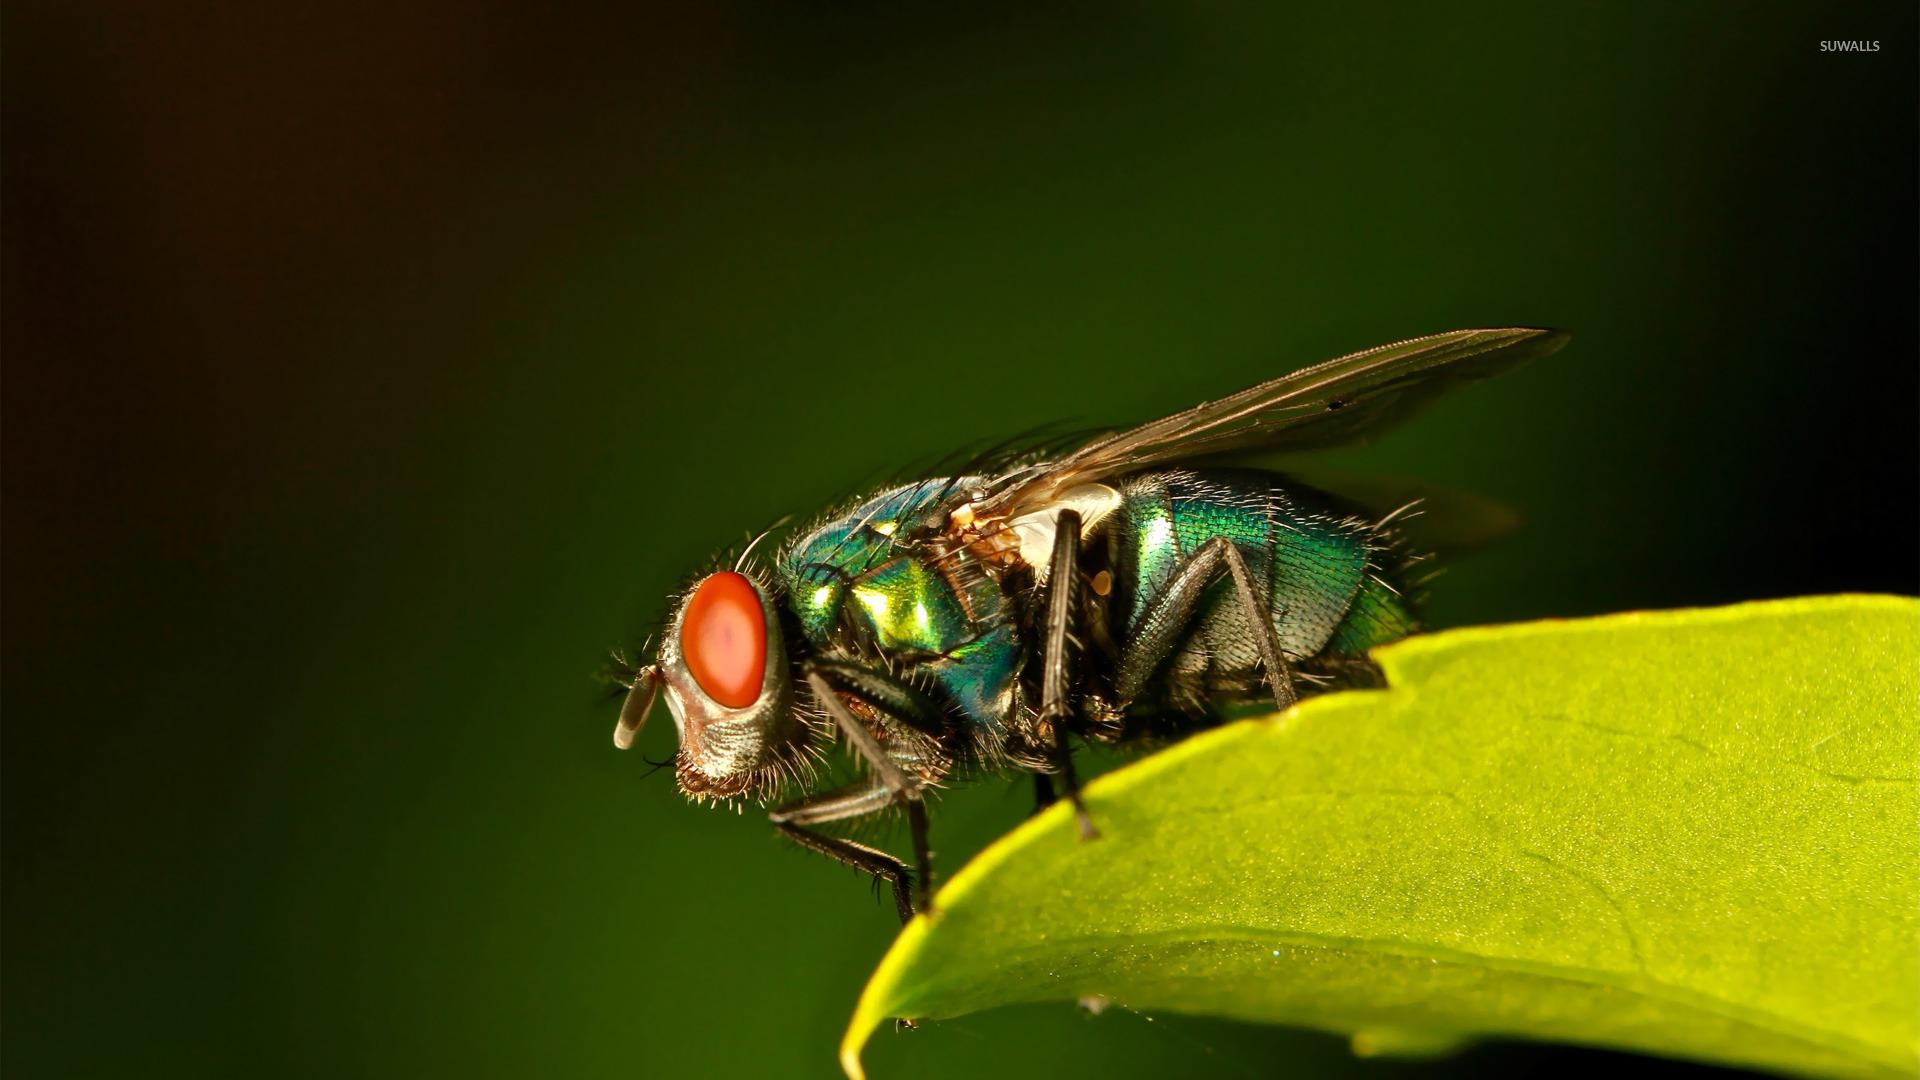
(611, 327, 1568, 923)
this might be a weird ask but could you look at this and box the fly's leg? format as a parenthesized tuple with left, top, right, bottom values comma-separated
(770, 777, 896, 825)
(1040, 509, 1098, 839)
(804, 666, 939, 917)
(808, 659, 947, 739)
(1115, 536, 1298, 711)
(771, 782, 927, 1030)
(1217, 537, 1297, 711)
(1031, 773, 1056, 815)
(770, 780, 914, 924)
(772, 826, 912, 925)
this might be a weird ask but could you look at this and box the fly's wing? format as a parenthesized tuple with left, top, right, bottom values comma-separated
(973, 327, 1568, 517)
(1265, 461, 1523, 560)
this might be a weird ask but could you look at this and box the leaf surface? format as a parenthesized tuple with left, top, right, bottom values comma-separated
(844, 596, 1920, 1079)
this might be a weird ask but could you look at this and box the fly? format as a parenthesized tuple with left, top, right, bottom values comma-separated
(610, 327, 1568, 923)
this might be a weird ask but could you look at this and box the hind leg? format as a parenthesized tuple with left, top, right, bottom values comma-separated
(1114, 536, 1298, 711)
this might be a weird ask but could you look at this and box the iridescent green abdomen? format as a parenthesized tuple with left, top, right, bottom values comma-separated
(1105, 469, 1416, 703)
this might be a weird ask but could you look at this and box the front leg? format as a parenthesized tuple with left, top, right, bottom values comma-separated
(805, 665, 939, 917)
(771, 780, 914, 924)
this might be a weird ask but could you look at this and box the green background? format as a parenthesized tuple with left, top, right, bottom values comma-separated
(5, 4, 1915, 1078)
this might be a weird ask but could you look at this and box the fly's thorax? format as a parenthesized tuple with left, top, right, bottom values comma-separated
(777, 478, 991, 653)
(775, 479, 1037, 739)
(848, 558, 976, 652)
(787, 546, 998, 666)
(653, 570, 807, 800)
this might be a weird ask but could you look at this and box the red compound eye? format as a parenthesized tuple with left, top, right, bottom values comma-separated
(679, 572, 767, 709)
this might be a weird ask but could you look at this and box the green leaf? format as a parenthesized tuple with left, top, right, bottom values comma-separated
(843, 596, 1920, 1079)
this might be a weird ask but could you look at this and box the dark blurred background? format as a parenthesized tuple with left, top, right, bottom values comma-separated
(5, 4, 1915, 1078)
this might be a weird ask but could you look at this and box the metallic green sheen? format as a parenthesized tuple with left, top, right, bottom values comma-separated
(1327, 573, 1418, 654)
(778, 479, 1022, 744)
(850, 557, 972, 654)
(780, 480, 961, 644)
(778, 468, 1416, 737)
(1108, 470, 1413, 693)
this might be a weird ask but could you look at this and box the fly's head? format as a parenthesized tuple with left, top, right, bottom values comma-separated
(614, 570, 812, 802)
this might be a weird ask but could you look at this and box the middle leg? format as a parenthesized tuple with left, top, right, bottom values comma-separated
(1031, 772, 1057, 815)
(1039, 509, 1097, 839)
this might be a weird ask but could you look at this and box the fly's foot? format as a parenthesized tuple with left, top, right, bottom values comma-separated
(869, 871, 914, 925)
(1073, 802, 1100, 842)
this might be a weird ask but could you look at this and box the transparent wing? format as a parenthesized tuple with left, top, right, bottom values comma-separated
(974, 327, 1567, 517)
(1262, 461, 1523, 560)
